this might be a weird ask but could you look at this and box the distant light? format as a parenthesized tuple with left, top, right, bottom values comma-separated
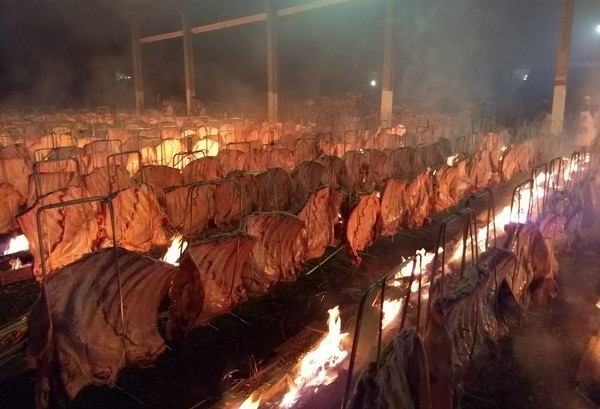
(596, 24, 600, 34)
(523, 74, 528, 81)
(370, 80, 377, 87)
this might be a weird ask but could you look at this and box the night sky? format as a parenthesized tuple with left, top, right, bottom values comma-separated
(0, 0, 599, 110)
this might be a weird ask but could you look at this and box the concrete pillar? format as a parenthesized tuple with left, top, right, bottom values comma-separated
(183, 15, 196, 115)
(266, 0, 278, 123)
(551, 0, 575, 135)
(380, 0, 395, 127)
(131, 20, 144, 113)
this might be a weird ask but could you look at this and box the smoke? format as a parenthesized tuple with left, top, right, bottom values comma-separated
(0, 0, 128, 108)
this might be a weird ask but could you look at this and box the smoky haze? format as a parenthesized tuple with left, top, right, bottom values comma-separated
(1, 0, 599, 112)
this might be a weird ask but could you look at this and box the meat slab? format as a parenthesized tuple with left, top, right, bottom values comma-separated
(27, 248, 176, 406)
(379, 178, 407, 236)
(167, 233, 256, 343)
(346, 192, 382, 266)
(164, 183, 215, 235)
(349, 329, 431, 409)
(18, 186, 101, 280)
(297, 186, 343, 260)
(242, 211, 307, 295)
(0, 183, 27, 234)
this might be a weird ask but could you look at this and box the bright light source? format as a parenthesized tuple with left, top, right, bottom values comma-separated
(370, 80, 377, 87)
(596, 24, 600, 34)
(523, 74, 528, 81)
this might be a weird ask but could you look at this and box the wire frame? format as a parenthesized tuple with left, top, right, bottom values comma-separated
(340, 255, 423, 409)
(510, 179, 534, 224)
(32, 156, 83, 201)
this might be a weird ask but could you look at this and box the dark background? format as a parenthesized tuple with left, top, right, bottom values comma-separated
(0, 0, 600, 112)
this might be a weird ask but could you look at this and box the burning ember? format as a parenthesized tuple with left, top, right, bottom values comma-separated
(238, 392, 261, 409)
(162, 234, 188, 266)
(10, 258, 22, 270)
(3, 234, 29, 256)
(280, 306, 348, 407)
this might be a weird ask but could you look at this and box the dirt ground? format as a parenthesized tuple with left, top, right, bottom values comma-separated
(462, 246, 600, 409)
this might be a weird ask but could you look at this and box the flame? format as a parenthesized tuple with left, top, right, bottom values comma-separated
(280, 306, 348, 408)
(238, 392, 261, 409)
(162, 234, 188, 266)
(447, 154, 459, 166)
(380, 298, 404, 329)
(10, 257, 22, 270)
(3, 234, 29, 256)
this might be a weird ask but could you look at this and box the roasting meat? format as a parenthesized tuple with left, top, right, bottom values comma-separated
(426, 248, 515, 406)
(0, 143, 31, 160)
(315, 154, 353, 188)
(167, 233, 256, 342)
(101, 184, 170, 252)
(385, 147, 414, 179)
(164, 183, 215, 235)
(346, 192, 382, 266)
(213, 175, 255, 229)
(291, 161, 332, 205)
(467, 150, 493, 190)
(28, 248, 176, 405)
(27, 171, 80, 207)
(137, 165, 182, 200)
(297, 186, 343, 260)
(18, 187, 100, 280)
(293, 138, 319, 165)
(242, 212, 307, 295)
(254, 167, 293, 211)
(502, 222, 558, 306)
(349, 329, 431, 409)
(217, 149, 247, 176)
(83, 165, 133, 197)
(500, 143, 532, 182)
(154, 138, 184, 167)
(0, 158, 33, 198)
(0, 183, 27, 234)
(379, 178, 407, 236)
(403, 170, 434, 229)
(182, 156, 220, 184)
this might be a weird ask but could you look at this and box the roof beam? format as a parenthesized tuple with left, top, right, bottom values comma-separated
(139, 0, 356, 44)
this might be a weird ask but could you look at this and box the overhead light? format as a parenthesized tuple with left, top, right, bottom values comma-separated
(596, 24, 600, 34)
(523, 74, 528, 81)
(370, 80, 377, 87)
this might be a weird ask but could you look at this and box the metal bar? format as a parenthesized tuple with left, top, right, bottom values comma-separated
(139, 0, 357, 43)
(182, 14, 196, 115)
(551, 0, 575, 134)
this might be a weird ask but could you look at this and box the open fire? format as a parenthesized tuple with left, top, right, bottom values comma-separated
(3, 234, 30, 256)
(162, 234, 188, 266)
(280, 306, 348, 408)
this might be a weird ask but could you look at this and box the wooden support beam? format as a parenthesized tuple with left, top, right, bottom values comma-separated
(266, 0, 278, 123)
(131, 20, 145, 112)
(182, 15, 196, 115)
(139, 0, 356, 44)
(380, 0, 395, 127)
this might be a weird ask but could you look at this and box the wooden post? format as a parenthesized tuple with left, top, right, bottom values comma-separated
(551, 0, 575, 135)
(183, 15, 196, 115)
(266, 0, 278, 123)
(131, 20, 145, 113)
(380, 0, 395, 127)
